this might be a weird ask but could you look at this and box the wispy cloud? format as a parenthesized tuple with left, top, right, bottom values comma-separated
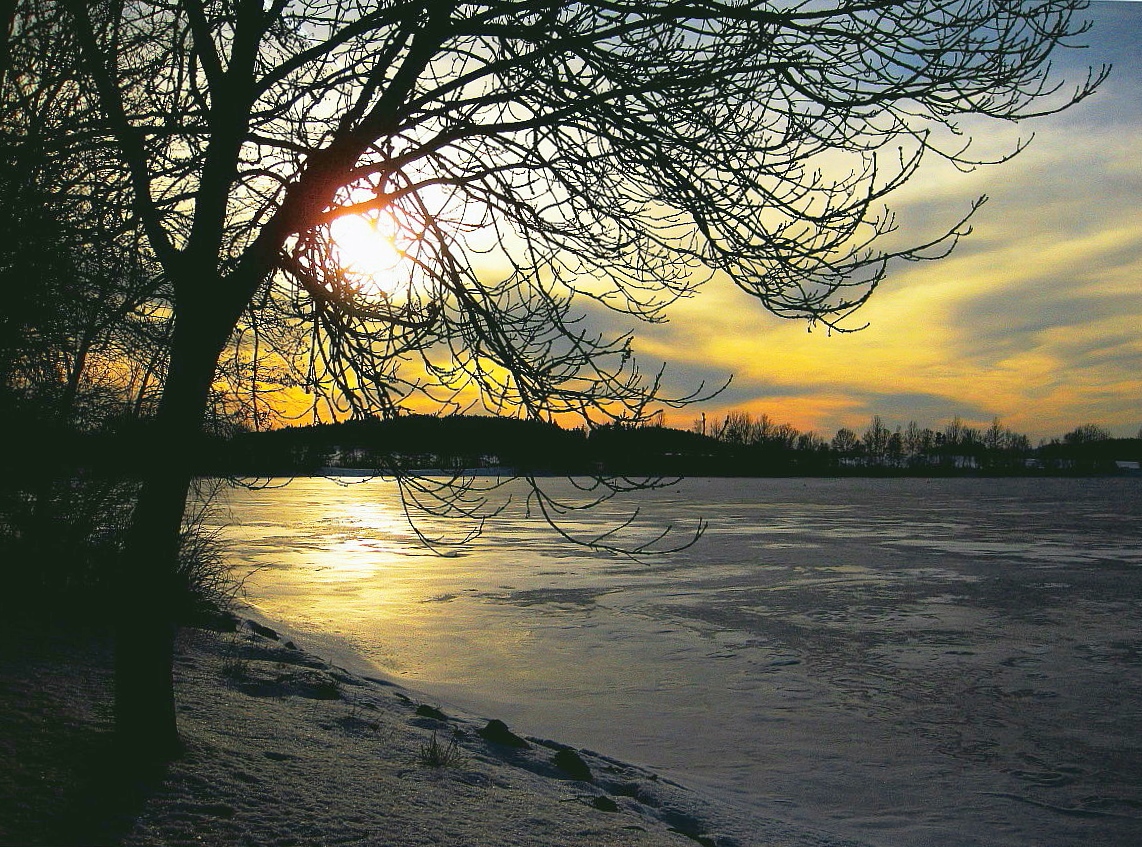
(634, 1, 1142, 440)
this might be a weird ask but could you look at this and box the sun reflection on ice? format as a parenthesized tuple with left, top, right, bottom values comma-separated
(304, 500, 418, 579)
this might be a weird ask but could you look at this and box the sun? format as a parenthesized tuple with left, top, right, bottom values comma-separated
(329, 214, 404, 296)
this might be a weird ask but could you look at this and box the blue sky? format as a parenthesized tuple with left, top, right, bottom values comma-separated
(635, 1, 1141, 441)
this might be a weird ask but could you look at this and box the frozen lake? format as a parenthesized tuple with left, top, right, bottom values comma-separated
(213, 476, 1142, 846)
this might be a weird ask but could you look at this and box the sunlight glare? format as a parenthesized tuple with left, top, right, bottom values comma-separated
(330, 214, 404, 295)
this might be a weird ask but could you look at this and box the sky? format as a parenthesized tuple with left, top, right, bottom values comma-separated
(634, 1, 1142, 442)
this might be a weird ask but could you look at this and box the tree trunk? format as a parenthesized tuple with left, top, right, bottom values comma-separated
(113, 302, 229, 763)
(113, 469, 189, 763)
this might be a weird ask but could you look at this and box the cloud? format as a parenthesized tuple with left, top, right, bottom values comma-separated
(630, 2, 1142, 440)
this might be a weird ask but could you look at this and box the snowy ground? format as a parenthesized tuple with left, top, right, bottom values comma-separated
(1, 614, 853, 847)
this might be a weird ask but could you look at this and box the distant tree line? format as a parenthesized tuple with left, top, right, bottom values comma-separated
(690, 411, 1139, 475)
(190, 411, 1142, 479)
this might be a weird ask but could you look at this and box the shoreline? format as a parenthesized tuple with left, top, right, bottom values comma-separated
(1, 611, 857, 847)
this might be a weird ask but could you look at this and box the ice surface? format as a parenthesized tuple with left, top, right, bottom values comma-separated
(213, 476, 1142, 846)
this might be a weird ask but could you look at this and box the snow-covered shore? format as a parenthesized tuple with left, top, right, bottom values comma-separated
(1, 615, 862, 847)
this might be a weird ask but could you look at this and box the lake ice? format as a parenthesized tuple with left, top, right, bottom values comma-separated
(212, 476, 1142, 846)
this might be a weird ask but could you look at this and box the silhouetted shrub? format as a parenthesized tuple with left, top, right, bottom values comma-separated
(174, 480, 240, 625)
(0, 474, 236, 624)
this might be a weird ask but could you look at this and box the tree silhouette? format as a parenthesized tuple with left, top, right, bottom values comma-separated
(0, 141, 165, 431)
(831, 427, 860, 455)
(2, 0, 1106, 760)
(1063, 423, 1112, 445)
(863, 415, 891, 462)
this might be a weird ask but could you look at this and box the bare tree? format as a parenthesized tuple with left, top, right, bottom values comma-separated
(3, 0, 1105, 760)
(983, 416, 1007, 452)
(887, 426, 904, 465)
(772, 422, 800, 450)
(716, 410, 758, 444)
(831, 427, 860, 455)
(0, 15, 168, 430)
(863, 414, 891, 462)
(797, 431, 827, 453)
(0, 158, 150, 426)
(1063, 423, 1112, 444)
